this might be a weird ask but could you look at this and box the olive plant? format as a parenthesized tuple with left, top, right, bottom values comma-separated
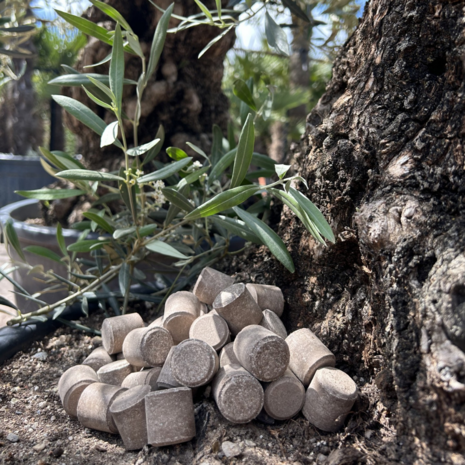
(2, 1, 334, 330)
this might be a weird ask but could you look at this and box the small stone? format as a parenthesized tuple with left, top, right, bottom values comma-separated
(50, 416, 56, 421)
(365, 429, 374, 439)
(33, 443, 46, 452)
(244, 440, 256, 447)
(38, 401, 46, 408)
(51, 447, 64, 458)
(95, 445, 107, 452)
(33, 352, 48, 361)
(317, 453, 327, 463)
(7, 433, 19, 442)
(221, 441, 243, 458)
(37, 460, 48, 465)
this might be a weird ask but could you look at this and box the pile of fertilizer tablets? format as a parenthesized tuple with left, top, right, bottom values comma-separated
(58, 267, 358, 451)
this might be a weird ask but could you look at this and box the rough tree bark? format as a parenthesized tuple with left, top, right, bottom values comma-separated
(65, 0, 234, 171)
(222, 0, 465, 462)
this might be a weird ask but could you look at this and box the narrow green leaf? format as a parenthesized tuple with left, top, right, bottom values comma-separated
(211, 124, 224, 166)
(252, 152, 277, 170)
(52, 151, 86, 169)
(55, 10, 113, 44)
(164, 185, 189, 227)
(177, 166, 209, 189)
(119, 262, 131, 297)
(289, 188, 335, 242)
(208, 148, 236, 186)
(233, 79, 257, 111)
(185, 185, 259, 220)
(70, 221, 92, 231)
(215, 0, 222, 18)
(186, 142, 209, 160)
(113, 226, 136, 240)
(245, 169, 276, 180)
(143, 125, 164, 165)
(56, 169, 124, 182)
(138, 157, 192, 184)
(15, 188, 84, 200)
(82, 212, 115, 234)
(86, 76, 115, 99)
(146, 3, 173, 82)
(89, 0, 133, 32)
(281, 0, 311, 22)
(139, 224, 158, 237)
(101, 121, 119, 148)
(198, 25, 233, 59)
(82, 86, 113, 110)
(127, 139, 161, 157)
(4, 219, 25, 261)
(145, 240, 189, 259)
(161, 187, 194, 212)
(24, 246, 63, 264)
(110, 24, 124, 113)
(48, 74, 137, 87)
(67, 240, 107, 253)
(166, 147, 188, 161)
(230, 113, 255, 188)
(56, 224, 68, 257)
(52, 95, 106, 136)
(0, 296, 18, 311)
(233, 207, 295, 272)
(211, 215, 262, 244)
(275, 164, 291, 179)
(265, 11, 290, 56)
(82, 296, 89, 317)
(83, 53, 111, 68)
(126, 33, 144, 58)
(194, 0, 213, 20)
(52, 304, 67, 320)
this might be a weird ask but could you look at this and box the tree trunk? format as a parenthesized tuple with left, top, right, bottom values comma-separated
(65, 0, 234, 171)
(49, 98, 64, 151)
(223, 0, 465, 461)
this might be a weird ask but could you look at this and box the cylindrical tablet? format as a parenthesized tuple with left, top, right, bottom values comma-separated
(171, 339, 219, 388)
(58, 365, 99, 418)
(163, 291, 200, 344)
(189, 313, 230, 351)
(263, 368, 305, 420)
(285, 328, 336, 386)
(246, 284, 284, 317)
(193, 267, 234, 304)
(212, 364, 264, 424)
(145, 387, 196, 446)
(212, 283, 263, 335)
(110, 385, 151, 450)
(260, 309, 287, 339)
(101, 313, 145, 355)
(199, 303, 208, 316)
(157, 347, 183, 389)
(122, 367, 162, 390)
(302, 367, 358, 432)
(219, 342, 240, 367)
(77, 383, 127, 433)
(123, 327, 174, 367)
(82, 347, 115, 371)
(234, 325, 290, 382)
(148, 316, 163, 328)
(97, 360, 134, 385)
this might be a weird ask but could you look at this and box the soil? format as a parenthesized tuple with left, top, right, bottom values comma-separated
(0, 303, 392, 465)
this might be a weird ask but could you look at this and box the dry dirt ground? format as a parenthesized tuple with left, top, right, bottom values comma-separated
(0, 303, 396, 465)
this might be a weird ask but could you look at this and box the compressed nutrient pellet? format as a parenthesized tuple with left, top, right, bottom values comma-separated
(82, 347, 115, 371)
(302, 367, 358, 432)
(263, 368, 305, 420)
(121, 367, 162, 390)
(77, 383, 127, 433)
(246, 284, 284, 317)
(171, 339, 219, 387)
(157, 347, 183, 389)
(234, 325, 290, 382)
(219, 342, 240, 367)
(163, 291, 201, 344)
(193, 267, 234, 304)
(212, 364, 264, 424)
(148, 316, 163, 328)
(109, 385, 151, 450)
(58, 365, 99, 417)
(285, 328, 336, 386)
(122, 327, 173, 367)
(260, 309, 287, 339)
(145, 387, 196, 447)
(97, 360, 134, 385)
(101, 313, 145, 355)
(189, 313, 230, 351)
(212, 283, 263, 335)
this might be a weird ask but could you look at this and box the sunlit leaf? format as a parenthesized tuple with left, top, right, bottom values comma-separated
(100, 121, 119, 147)
(127, 138, 160, 156)
(233, 79, 257, 111)
(24, 246, 63, 264)
(166, 147, 188, 161)
(145, 240, 189, 259)
(230, 113, 255, 188)
(138, 157, 192, 183)
(265, 11, 290, 56)
(56, 169, 124, 182)
(15, 188, 84, 200)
